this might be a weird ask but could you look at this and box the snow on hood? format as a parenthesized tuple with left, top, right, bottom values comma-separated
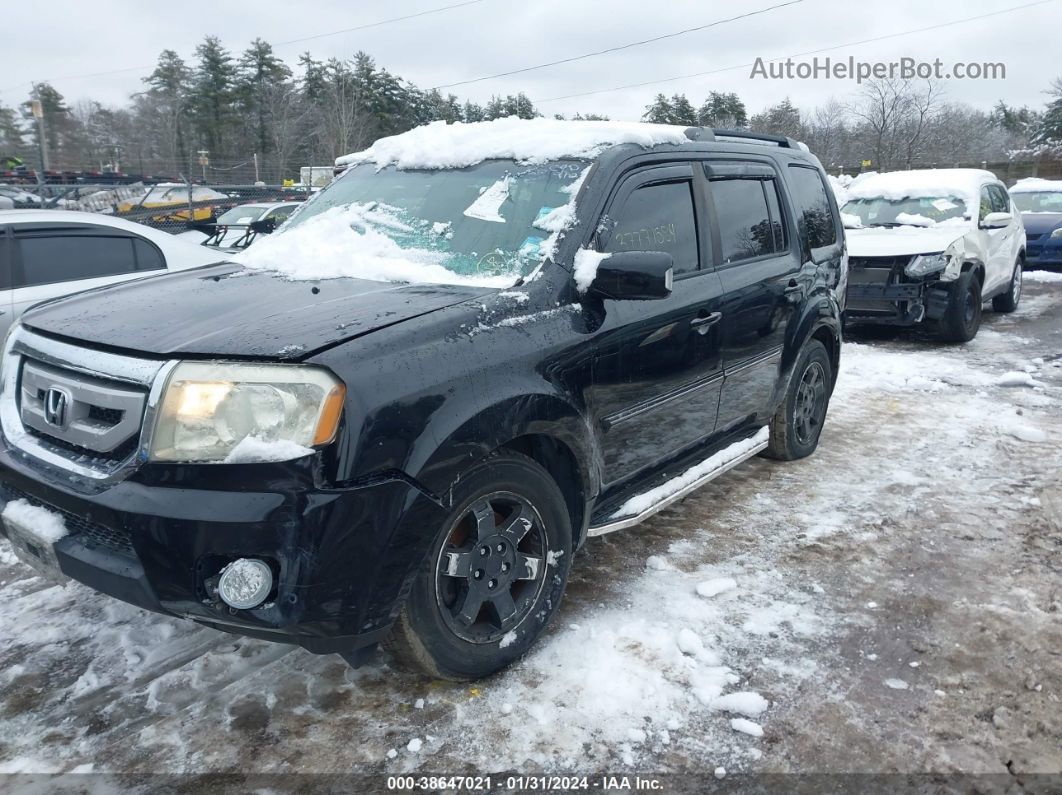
(335, 117, 691, 170)
(233, 205, 515, 287)
(847, 168, 992, 211)
(1010, 177, 1062, 194)
(846, 225, 966, 258)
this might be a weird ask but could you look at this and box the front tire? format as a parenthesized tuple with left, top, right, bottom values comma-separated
(939, 268, 982, 342)
(384, 451, 572, 680)
(763, 339, 833, 461)
(991, 258, 1022, 313)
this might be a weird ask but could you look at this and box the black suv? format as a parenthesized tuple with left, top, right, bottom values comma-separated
(0, 124, 845, 680)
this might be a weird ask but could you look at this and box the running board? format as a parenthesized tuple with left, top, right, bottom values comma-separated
(587, 428, 769, 537)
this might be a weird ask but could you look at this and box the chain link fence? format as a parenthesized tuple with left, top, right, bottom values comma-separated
(0, 180, 317, 237)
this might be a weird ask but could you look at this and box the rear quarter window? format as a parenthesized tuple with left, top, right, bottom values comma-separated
(787, 165, 837, 250)
(14, 234, 140, 288)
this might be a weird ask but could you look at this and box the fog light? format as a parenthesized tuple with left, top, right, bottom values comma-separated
(217, 558, 273, 609)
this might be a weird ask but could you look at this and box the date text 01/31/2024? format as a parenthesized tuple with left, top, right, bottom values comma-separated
(386, 775, 666, 791)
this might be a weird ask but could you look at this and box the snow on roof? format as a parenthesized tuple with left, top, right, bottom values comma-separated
(1010, 177, 1062, 193)
(335, 117, 692, 170)
(846, 168, 996, 209)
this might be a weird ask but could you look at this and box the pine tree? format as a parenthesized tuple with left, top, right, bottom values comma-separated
(669, 94, 697, 126)
(463, 101, 485, 123)
(21, 83, 83, 168)
(0, 102, 25, 155)
(1034, 79, 1062, 144)
(144, 49, 191, 168)
(237, 38, 292, 158)
(643, 94, 673, 124)
(190, 36, 237, 157)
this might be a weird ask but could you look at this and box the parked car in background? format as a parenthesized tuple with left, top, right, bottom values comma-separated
(0, 119, 845, 681)
(0, 186, 43, 209)
(1010, 178, 1062, 269)
(198, 201, 302, 251)
(116, 184, 230, 225)
(0, 210, 222, 337)
(841, 169, 1025, 342)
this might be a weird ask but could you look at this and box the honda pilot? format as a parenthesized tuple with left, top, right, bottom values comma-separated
(0, 120, 845, 680)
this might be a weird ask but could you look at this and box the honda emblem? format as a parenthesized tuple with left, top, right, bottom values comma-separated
(43, 388, 69, 428)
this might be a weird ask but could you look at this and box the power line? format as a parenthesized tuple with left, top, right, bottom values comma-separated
(0, 0, 491, 96)
(430, 0, 805, 90)
(536, 0, 1055, 104)
(274, 0, 488, 46)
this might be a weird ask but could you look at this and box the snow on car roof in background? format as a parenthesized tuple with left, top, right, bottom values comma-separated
(335, 117, 693, 170)
(846, 168, 996, 208)
(1010, 177, 1062, 193)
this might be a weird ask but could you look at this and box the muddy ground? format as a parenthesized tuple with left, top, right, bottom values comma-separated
(0, 277, 1060, 793)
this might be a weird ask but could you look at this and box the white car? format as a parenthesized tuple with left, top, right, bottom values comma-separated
(201, 201, 302, 251)
(0, 210, 224, 337)
(841, 169, 1026, 342)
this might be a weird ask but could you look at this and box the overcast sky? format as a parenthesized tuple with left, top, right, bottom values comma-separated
(2, 0, 1058, 122)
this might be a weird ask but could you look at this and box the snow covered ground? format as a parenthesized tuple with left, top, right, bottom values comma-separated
(1, 277, 1060, 783)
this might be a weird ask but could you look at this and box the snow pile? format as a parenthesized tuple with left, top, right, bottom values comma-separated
(223, 436, 314, 464)
(335, 118, 691, 170)
(234, 205, 516, 287)
(572, 248, 610, 293)
(1, 500, 68, 543)
(827, 174, 851, 205)
(710, 691, 769, 717)
(846, 169, 990, 212)
(1024, 270, 1062, 284)
(611, 428, 769, 518)
(893, 212, 935, 228)
(1010, 177, 1062, 194)
(730, 717, 764, 737)
(696, 577, 738, 598)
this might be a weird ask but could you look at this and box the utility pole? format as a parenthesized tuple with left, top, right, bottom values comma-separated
(253, 152, 260, 183)
(197, 149, 209, 183)
(30, 95, 47, 188)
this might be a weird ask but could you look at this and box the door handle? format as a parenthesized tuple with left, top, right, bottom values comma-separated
(690, 312, 722, 335)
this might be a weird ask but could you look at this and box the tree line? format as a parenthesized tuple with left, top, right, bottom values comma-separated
(1, 35, 1059, 182)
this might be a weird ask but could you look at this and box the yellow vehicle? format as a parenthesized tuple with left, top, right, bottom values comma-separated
(117, 184, 230, 224)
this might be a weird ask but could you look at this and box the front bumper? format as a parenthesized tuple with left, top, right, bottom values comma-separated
(0, 444, 442, 654)
(1025, 235, 1062, 267)
(845, 255, 950, 327)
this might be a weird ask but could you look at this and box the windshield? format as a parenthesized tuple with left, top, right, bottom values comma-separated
(1012, 191, 1062, 213)
(217, 205, 268, 225)
(842, 195, 968, 227)
(277, 159, 588, 282)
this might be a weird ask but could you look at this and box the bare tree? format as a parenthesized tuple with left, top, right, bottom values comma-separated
(262, 82, 307, 180)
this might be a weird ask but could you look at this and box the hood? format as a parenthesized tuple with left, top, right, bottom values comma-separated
(1020, 212, 1062, 236)
(20, 263, 490, 360)
(846, 225, 967, 258)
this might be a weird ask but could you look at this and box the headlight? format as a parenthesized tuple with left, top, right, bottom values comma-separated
(905, 253, 949, 279)
(1051, 227, 1062, 239)
(149, 362, 345, 463)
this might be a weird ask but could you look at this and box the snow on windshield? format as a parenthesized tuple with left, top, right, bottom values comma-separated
(234, 163, 591, 287)
(846, 169, 989, 214)
(335, 117, 691, 170)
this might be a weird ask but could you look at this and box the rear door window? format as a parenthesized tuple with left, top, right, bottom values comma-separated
(14, 233, 141, 288)
(787, 165, 837, 250)
(710, 177, 787, 264)
(604, 180, 700, 276)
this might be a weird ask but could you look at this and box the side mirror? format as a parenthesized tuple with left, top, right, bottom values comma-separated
(249, 218, 277, 235)
(588, 251, 673, 301)
(981, 211, 1012, 229)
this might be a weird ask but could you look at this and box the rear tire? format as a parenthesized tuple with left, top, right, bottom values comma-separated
(763, 340, 832, 461)
(991, 258, 1022, 313)
(939, 269, 982, 342)
(384, 451, 572, 680)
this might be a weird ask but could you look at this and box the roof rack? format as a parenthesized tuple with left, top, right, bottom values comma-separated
(709, 128, 800, 149)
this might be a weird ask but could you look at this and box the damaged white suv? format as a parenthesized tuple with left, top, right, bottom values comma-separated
(841, 169, 1026, 342)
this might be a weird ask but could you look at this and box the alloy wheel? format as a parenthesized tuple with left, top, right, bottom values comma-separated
(434, 492, 548, 644)
(794, 361, 827, 446)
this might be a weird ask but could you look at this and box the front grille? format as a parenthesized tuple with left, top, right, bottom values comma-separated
(0, 481, 135, 556)
(19, 359, 147, 458)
